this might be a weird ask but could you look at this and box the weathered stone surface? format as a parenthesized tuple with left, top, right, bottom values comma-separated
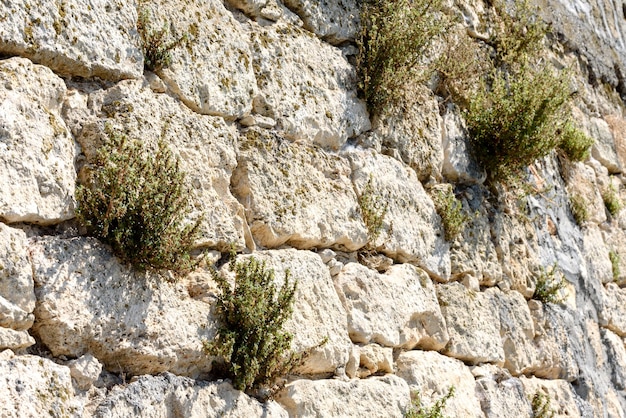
(376, 84, 443, 182)
(234, 250, 352, 376)
(334, 262, 448, 350)
(0, 295, 33, 331)
(0, 327, 35, 350)
(0, 224, 35, 313)
(396, 350, 484, 418)
(599, 283, 626, 337)
(603, 228, 626, 285)
(250, 22, 369, 149)
(519, 376, 584, 417)
(0, 0, 142, 80)
(68, 353, 103, 391)
(145, 0, 257, 119)
(348, 150, 450, 277)
(232, 128, 367, 251)
(71, 79, 248, 251)
(437, 282, 504, 365)
(582, 227, 614, 285)
(589, 116, 621, 174)
(563, 162, 606, 225)
(282, 0, 360, 43)
(0, 353, 80, 417)
(488, 289, 538, 376)
(276, 375, 410, 417)
(94, 373, 288, 418)
(601, 328, 626, 390)
(442, 104, 486, 184)
(473, 366, 532, 418)
(358, 344, 393, 378)
(0, 58, 76, 224)
(31, 236, 215, 377)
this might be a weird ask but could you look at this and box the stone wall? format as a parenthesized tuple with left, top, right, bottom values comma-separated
(1, 0, 626, 416)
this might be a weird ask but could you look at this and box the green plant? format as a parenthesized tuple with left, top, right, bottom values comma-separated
(356, 0, 449, 115)
(603, 184, 622, 216)
(137, 7, 188, 71)
(559, 122, 594, 162)
(204, 254, 298, 394)
(569, 193, 588, 225)
(76, 128, 200, 272)
(358, 175, 390, 246)
(405, 387, 455, 418)
(531, 391, 555, 418)
(533, 264, 566, 304)
(432, 187, 469, 241)
(610, 250, 620, 282)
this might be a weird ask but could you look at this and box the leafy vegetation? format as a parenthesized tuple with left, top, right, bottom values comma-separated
(531, 391, 555, 418)
(358, 175, 390, 246)
(432, 187, 469, 241)
(137, 7, 188, 71)
(569, 193, 588, 226)
(356, 0, 449, 115)
(76, 128, 200, 272)
(204, 254, 298, 395)
(405, 387, 455, 418)
(602, 183, 622, 216)
(610, 250, 620, 282)
(533, 264, 566, 304)
(558, 123, 594, 162)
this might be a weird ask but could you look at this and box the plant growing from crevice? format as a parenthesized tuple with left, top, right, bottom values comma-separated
(558, 122, 594, 162)
(405, 386, 455, 418)
(137, 7, 189, 71)
(602, 183, 622, 217)
(568, 193, 588, 226)
(204, 253, 298, 396)
(533, 264, 566, 304)
(357, 175, 390, 247)
(76, 127, 200, 273)
(432, 187, 469, 241)
(610, 250, 620, 282)
(531, 391, 555, 418)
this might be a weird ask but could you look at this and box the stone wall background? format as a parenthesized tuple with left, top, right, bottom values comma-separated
(1, 0, 626, 416)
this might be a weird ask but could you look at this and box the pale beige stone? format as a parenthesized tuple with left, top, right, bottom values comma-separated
(442, 104, 486, 184)
(599, 283, 626, 337)
(358, 344, 393, 378)
(563, 162, 606, 225)
(519, 376, 583, 418)
(0, 327, 35, 350)
(0, 224, 35, 314)
(281, 0, 360, 43)
(68, 354, 103, 391)
(589, 117, 621, 174)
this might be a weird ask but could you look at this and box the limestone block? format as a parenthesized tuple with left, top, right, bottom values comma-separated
(0, 224, 35, 313)
(0, 0, 142, 80)
(276, 375, 410, 418)
(347, 150, 450, 277)
(0, 296, 34, 331)
(563, 162, 606, 225)
(603, 228, 626, 285)
(599, 283, 626, 337)
(488, 289, 538, 376)
(282, 0, 360, 43)
(0, 355, 80, 417)
(144, 0, 257, 119)
(68, 353, 103, 391)
(582, 227, 614, 285)
(250, 22, 370, 149)
(395, 350, 484, 418)
(442, 104, 486, 184)
(376, 84, 443, 182)
(519, 376, 583, 417)
(31, 236, 215, 377)
(0, 327, 35, 350)
(94, 373, 288, 418)
(358, 344, 393, 378)
(71, 80, 248, 251)
(234, 250, 352, 376)
(437, 282, 505, 365)
(601, 328, 626, 390)
(334, 262, 448, 350)
(475, 374, 532, 418)
(232, 128, 367, 251)
(589, 117, 621, 174)
(0, 58, 76, 224)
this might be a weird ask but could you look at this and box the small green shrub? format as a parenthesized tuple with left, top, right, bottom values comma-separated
(76, 128, 200, 272)
(569, 193, 588, 225)
(559, 122, 594, 162)
(204, 254, 298, 395)
(531, 391, 555, 418)
(356, 0, 449, 115)
(533, 264, 566, 304)
(610, 250, 620, 282)
(405, 387, 455, 418)
(358, 175, 390, 246)
(603, 184, 622, 216)
(137, 7, 188, 71)
(432, 188, 469, 241)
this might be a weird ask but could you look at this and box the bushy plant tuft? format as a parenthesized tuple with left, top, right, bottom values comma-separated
(559, 122, 594, 162)
(432, 187, 469, 241)
(137, 7, 188, 71)
(603, 183, 622, 216)
(533, 264, 566, 304)
(76, 128, 200, 272)
(531, 391, 555, 418)
(569, 193, 588, 226)
(358, 175, 390, 246)
(405, 386, 455, 418)
(204, 254, 298, 395)
(610, 250, 620, 282)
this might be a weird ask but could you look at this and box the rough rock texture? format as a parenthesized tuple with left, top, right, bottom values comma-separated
(282, 0, 360, 43)
(520, 376, 585, 417)
(0, 58, 76, 224)
(334, 262, 449, 350)
(600, 328, 626, 390)
(250, 22, 369, 149)
(0, 0, 142, 80)
(442, 104, 486, 184)
(68, 354, 103, 391)
(348, 150, 450, 277)
(598, 283, 626, 336)
(358, 344, 393, 378)
(144, 0, 257, 119)
(473, 366, 533, 418)
(68, 79, 249, 251)
(276, 375, 410, 417)
(94, 373, 288, 418)
(232, 128, 367, 250)
(0, 224, 35, 315)
(31, 236, 215, 377)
